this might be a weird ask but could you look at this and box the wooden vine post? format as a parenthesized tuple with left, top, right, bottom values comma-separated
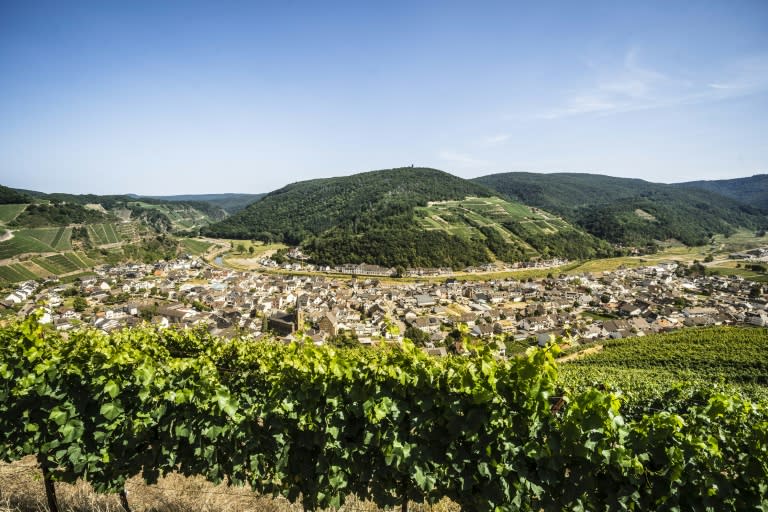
(401, 408, 410, 512)
(119, 488, 132, 512)
(39, 460, 60, 512)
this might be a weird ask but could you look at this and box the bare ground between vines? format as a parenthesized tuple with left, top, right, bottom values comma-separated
(0, 457, 459, 512)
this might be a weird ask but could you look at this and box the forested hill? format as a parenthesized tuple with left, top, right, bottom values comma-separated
(202, 167, 495, 243)
(473, 172, 766, 246)
(0, 185, 30, 204)
(678, 174, 768, 212)
(473, 173, 654, 213)
(202, 167, 610, 268)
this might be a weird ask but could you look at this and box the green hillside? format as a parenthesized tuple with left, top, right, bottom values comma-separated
(0, 188, 208, 281)
(204, 167, 495, 241)
(0, 187, 231, 283)
(474, 172, 766, 246)
(414, 196, 610, 261)
(12, 188, 227, 232)
(203, 167, 609, 267)
(678, 174, 768, 211)
(203, 167, 496, 267)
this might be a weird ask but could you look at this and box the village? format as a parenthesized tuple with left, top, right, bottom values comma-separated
(2, 253, 767, 356)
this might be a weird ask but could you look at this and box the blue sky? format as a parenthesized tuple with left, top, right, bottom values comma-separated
(1, 0, 767, 195)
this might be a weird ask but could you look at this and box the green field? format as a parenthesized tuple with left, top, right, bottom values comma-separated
(449, 261, 581, 282)
(418, 197, 573, 233)
(0, 227, 77, 259)
(0, 263, 41, 283)
(23, 260, 54, 278)
(0, 234, 53, 259)
(63, 252, 92, 269)
(0, 204, 27, 224)
(181, 238, 213, 255)
(33, 253, 92, 275)
(50, 227, 72, 250)
(19, 227, 72, 251)
(87, 223, 121, 245)
(221, 241, 288, 265)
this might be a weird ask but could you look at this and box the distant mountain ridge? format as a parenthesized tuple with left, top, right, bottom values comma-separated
(137, 193, 266, 214)
(677, 174, 768, 211)
(473, 172, 766, 246)
(6, 169, 764, 269)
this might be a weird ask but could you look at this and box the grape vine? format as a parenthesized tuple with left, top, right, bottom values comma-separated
(1, 314, 767, 511)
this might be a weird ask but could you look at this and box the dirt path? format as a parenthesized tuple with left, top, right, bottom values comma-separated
(557, 344, 603, 363)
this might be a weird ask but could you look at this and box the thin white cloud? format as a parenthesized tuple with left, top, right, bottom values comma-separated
(438, 149, 491, 168)
(549, 95, 617, 117)
(706, 55, 768, 93)
(539, 49, 768, 120)
(483, 133, 511, 146)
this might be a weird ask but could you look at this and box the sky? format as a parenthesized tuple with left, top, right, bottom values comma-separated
(1, 0, 767, 195)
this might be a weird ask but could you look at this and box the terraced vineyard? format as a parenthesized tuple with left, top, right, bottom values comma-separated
(415, 196, 596, 260)
(87, 223, 121, 245)
(116, 221, 140, 243)
(416, 198, 531, 258)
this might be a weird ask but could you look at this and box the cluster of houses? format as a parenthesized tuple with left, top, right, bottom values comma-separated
(2, 255, 767, 354)
(3, 280, 38, 307)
